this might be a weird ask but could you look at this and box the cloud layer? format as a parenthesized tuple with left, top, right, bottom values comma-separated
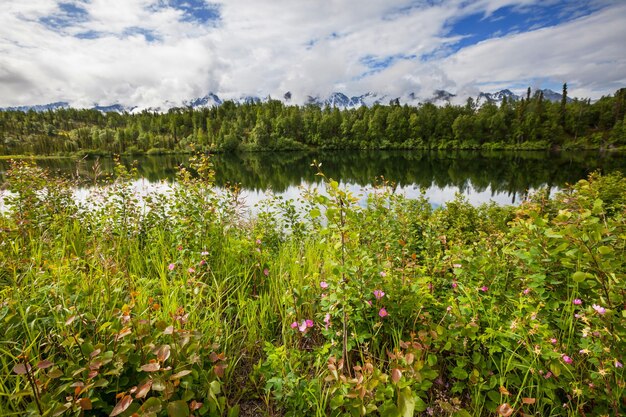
(0, 0, 624, 107)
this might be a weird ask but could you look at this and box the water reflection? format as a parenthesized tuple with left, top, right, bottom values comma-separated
(1, 150, 624, 206)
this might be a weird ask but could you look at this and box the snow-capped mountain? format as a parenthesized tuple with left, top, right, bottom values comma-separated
(476, 89, 519, 105)
(0, 87, 577, 113)
(185, 93, 222, 108)
(536, 88, 572, 103)
(93, 104, 136, 113)
(2, 101, 70, 112)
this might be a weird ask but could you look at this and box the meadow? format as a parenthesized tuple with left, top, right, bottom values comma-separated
(0, 156, 624, 417)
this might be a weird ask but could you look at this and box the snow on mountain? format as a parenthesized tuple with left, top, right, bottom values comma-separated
(0, 87, 578, 113)
(476, 89, 519, 105)
(185, 93, 223, 108)
(2, 101, 70, 112)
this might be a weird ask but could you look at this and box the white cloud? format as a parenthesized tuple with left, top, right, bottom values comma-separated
(443, 3, 626, 99)
(0, 0, 624, 107)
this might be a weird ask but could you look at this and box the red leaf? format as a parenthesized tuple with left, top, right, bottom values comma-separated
(13, 363, 30, 375)
(79, 398, 92, 410)
(110, 394, 133, 417)
(391, 368, 402, 384)
(156, 345, 171, 363)
(37, 360, 54, 369)
(140, 362, 161, 372)
(135, 380, 152, 399)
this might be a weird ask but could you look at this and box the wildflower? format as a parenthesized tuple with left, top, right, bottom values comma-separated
(550, 338, 558, 345)
(290, 321, 298, 329)
(200, 260, 206, 266)
(201, 251, 209, 256)
(544, 371, 552, 379)
(480, 286, 488, 292)
(379, 308, 388, 318)
(523, 288, 531, 295)
(255, 239, 261, 245)
(320, 281, 329, 289)
(615, 360, 623, 368)
(324, 313, 331, 329)
(452, 281, 458, 289)
(188, 267, 195, 273)
(298, 321, 307, 332)
(573, 299, 582, 305)
(562, 355, 573, 364)
(305, 319, 314, 328)
(446, 306, 452, 312)
(574, 313, 581, 319)
(366, 300, 372, 307)
(373, 290, 385, 300)
(579, 349, 590, 355)
(168, 263, 175, 271)
(592, 304, 606, 315)
(263, 268, 269, 276)
(379, 271, 387, 277)
(177, 245, 183, 251)
(453, 263, 462, 268)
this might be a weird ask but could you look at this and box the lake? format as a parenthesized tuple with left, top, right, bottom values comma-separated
(1, 150, 625, 209)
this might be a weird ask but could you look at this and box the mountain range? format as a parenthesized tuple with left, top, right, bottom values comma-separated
(1, 88, 572, 113)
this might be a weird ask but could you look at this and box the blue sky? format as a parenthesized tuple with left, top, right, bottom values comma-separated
(1, 0, 625, 108)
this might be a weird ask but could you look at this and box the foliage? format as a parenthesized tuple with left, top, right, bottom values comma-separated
(1, 158, 625, 416)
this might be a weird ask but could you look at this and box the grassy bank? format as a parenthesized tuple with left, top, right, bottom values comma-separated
(1, 158, 625, 416)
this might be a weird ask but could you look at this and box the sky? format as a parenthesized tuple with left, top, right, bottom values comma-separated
(1, 0, 625, 108)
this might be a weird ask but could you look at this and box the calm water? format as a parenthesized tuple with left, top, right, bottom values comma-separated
(1, 150, 625, 208)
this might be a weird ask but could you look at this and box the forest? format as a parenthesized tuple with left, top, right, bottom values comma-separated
(0, 86, 625, 156)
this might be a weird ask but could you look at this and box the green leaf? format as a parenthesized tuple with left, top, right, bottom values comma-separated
(329, 394, 344, 410)
(597, 246, 612, 255)
(398, 387, 415, 417)
(310, 208, 321, 219)
(167, 400, 189, 417)
(139, 397, 162, 414)
(572, 271, 586, 283)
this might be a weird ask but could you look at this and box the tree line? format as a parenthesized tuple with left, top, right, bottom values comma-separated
(0, 85, 624, 156)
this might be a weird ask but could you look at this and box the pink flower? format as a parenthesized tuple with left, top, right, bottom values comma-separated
(523, 288, 531, 295)
(320, 281, 329, 289)
(373, 290, 385, 300)
(452, 281, 458, 289)
(297, 319, 314, 332)
(446, 306, 452, 312)
(592, 304, 606, 315)
(562, 355, 573, 364)
(550, 338, 558, 345)
(255, 239, 262, 245)
(263, 268, 269, 276)
(544, 371, 552, 379)
(480, 286, 488, 292)
(573, 299, 582, 305)
(201, 251, 209, 256)
(200, 260, 206, 266)
(188, 267, 195, 273)
(177, 246, 183, 251)
(379, 308, 388, 318)
(324, 313, 331, 329)
(366, 300, 372, 307)
(168, 263, 175, 271)
(290, 321, 298, 329)
(615, 360, 623, 368)
(379, 271, 387, 277)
